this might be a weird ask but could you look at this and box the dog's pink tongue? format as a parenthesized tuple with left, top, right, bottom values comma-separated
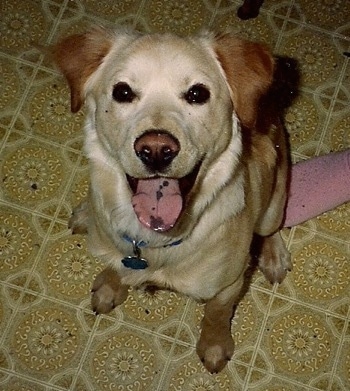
(132, 178, 183, 231)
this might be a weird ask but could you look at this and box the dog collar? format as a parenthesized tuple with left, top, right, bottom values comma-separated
(122, 234, 183, 248)
(121, 234, 182, 270)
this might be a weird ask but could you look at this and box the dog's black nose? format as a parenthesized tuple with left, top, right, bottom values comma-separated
(134, 131, 180, 171)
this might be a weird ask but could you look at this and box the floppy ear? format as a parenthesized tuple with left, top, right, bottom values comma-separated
(52, 27, 113, 113)
(214, 33, 274, 129)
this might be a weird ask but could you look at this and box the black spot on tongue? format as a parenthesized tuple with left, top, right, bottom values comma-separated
(150, 216, 165, 230)
(132, 178, 183, 231)
(156, 180, 170, 201)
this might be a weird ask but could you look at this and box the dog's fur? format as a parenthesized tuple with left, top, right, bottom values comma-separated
(53, 27, 292, 373)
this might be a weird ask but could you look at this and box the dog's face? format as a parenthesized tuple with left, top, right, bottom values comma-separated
(88, 34, 237, 231)
(92, 35, 233, 173)
(53, 29, 274, 233)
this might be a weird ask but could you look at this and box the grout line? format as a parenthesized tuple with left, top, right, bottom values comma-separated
(155, 298, 194, 391)
(305, 227, 349, 245)
(0, 183, 70, 347)
(326, 313, 350, 391)
(1, 277, 190, 344)
(241, 364, 332, 391)
(6, 125, 84, 152)
(0, 51, 46, 68)
(208, 0, 224, 27)
(274, 0, 295, 51)
(0, 69, 38, 156)
(45, 0, 72, 44)
(21, 155, 86, 284)
(285, 19, 350, 44)
(131, 0, 149, 29)
(0, 148, 82, 350)
(241, 283, 277, 390)
(316, 54, 349, 155)
(0, 367, 67, 391)
(0, 197, 72, 226)
(0, 0, 69, 156)
(326, 288, 350, 391)
(290, 223, 349, 245)
(69, 311, 101, 391)
(242, 283, 344, 391)
(253, 283, 349, 321)
(3, 274, 349, 338)
(271, 0, 350, 44)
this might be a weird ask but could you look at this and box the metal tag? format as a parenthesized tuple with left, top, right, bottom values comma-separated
(121, 256, 148, 270)
(121, 240, 148, 270)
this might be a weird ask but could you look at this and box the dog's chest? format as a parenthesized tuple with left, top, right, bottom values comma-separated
(117, 235, 246, 301)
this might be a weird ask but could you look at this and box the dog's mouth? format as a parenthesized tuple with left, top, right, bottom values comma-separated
(127, 163, 201, 232)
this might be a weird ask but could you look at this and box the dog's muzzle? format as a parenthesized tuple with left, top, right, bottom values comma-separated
(127, 131, 200, 232)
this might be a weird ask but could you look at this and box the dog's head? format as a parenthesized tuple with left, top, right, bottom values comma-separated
(53, 27, 274, 233)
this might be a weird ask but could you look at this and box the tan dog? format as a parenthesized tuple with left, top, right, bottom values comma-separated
(53, 27, 292, 373)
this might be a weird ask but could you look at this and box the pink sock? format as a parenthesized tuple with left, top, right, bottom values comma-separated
(284, 149, 350, 227)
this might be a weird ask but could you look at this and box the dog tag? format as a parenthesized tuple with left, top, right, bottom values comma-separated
(121, 240, 148, 270)
(122, 256, 148, 270)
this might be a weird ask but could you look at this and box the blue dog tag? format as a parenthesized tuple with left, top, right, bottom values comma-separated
(122, 256, 148, 270)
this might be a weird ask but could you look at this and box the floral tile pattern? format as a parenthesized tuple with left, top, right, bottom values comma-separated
(0, 0, 349, 390)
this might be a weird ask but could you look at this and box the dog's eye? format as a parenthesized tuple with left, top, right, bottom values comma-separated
(184, 84, 210, 104)
(112, 82, 136, 103)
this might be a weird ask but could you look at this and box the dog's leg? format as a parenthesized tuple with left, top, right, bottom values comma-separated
(258, 231, 292, 284)
(91, 267, 129, 314)
(68, 199, 89, 234)
(196, 278, 244, 373)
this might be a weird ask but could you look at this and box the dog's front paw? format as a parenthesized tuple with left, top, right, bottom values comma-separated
(91, 267, 129, 314)
(69, 200, 89, 234)
(258, 231, 292, 284)
(196, 333, 234, 374)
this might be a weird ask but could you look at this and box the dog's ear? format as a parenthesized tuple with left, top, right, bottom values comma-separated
(52, 27, 112, 113)
(214, 33, 274, 129)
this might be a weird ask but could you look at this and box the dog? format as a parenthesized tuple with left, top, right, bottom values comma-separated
(52, 27, 292, 374)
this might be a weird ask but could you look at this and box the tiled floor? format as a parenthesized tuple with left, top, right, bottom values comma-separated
(0, 0, 349, 390)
